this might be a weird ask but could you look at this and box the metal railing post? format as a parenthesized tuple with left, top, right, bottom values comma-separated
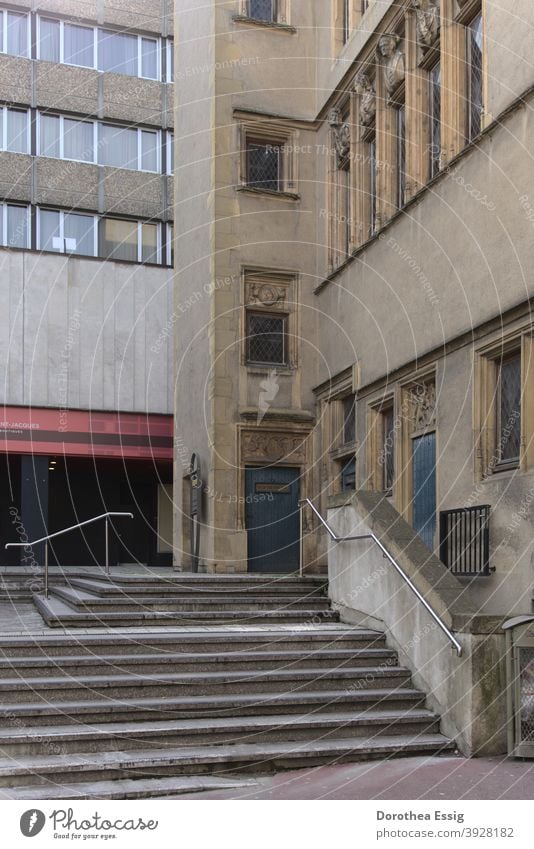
(105, 517, 110, 576)
(44, 540, 49, 600)
(299, 503, 304, 577)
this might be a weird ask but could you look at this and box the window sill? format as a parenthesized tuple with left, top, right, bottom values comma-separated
(245, 363, 294, 374)
(236, 185, 300, 201)
(232, 15, 296, 34)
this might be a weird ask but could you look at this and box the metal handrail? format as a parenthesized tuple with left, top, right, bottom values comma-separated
(5, 512, 134, 598)
(299, 498, 462, 657)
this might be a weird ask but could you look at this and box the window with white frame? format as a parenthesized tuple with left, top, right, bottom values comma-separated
(39, 113, 95, 162)
(0, 106, 29, 153)
(167, 222, 174, 266)
(0, 7, 28, 57)
(100, 124, 159, 172)
(0, 202, 29, 248)
(167, 132, 174, 174)
(37, 17, 160, 80)
(99, 217, 159, 263)
(166, 38, 174, 82)
(38, 208, 97, 256)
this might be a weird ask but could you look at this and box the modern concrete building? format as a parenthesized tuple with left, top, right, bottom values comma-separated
(0, 0, 175, 566)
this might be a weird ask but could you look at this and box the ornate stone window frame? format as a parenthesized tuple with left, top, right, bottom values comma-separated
(242, 268, 299, 372)
(396, 368, 437, 523)
(237, 121, 299, 198)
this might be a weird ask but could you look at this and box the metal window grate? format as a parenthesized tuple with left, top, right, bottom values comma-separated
(246, 140, 282, 191)
(468, 13, 483, 140)
(439, 505, 491, 576)
(248, 0, 277, 22)
(520, 647, 534, 743)
(247, 312, 287, 364)
(498, 353, 521, 465)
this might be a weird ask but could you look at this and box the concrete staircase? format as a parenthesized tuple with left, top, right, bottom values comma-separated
(0, 574, 455, 799)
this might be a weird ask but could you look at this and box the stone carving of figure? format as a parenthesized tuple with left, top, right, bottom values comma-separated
(411, 382, 437, 431)
(354, 73, 376, 126)
(377, 33, 405, 97)
(328, 107, 351, 165)
(411, 0, 440, 50)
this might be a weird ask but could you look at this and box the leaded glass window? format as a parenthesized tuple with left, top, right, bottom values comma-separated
(430, 62, 441, 178)
(383, 407, 395, 492)
(246, 140, 282, 191)
(497, 352, 521, 465)
(248, 0, 277, 22)
(247, 312, 287, 365)
(467, 13, 483, 141)
(343, 395, 356, 445)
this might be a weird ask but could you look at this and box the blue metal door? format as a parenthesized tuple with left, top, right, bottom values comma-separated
(245, 467, 300, 573)
(412, 433, 436, 550)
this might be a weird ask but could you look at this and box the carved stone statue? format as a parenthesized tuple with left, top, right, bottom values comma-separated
(377, 33, 405, 97)
(354, 73, 376, 127)
(410, 382, 437, 431)
(328, 107, 351, 165)
(411, 0, 440, 50)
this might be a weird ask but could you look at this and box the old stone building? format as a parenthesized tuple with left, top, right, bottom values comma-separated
(0, 0, 175, 565)
(175, 0, 534, 611)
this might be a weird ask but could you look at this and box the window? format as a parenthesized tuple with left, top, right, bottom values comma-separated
(246, 312, 287, 365)
(467, 13, 483, 141)
(340, 457, 356, 490)
(366, 129, 377, 238)
(497, 352, 522, 467)
(429, 62, 441, 178)
(167, 132, 174, 174)
(381, 406, 395, 492)
(167, 223, 174, 266)
(248, 0, 277, 22)
(38, 209, 97, 256)
(0, 107, 29, 153)
(342, 394, 356, 445)
(342, 0, 350, 44)
(98, 29, 158, 79)
(39, 114, 95, 162)
(0, 8, 28, 56)
(0, 203, 29, 248)
(37, 17, 160, 80)
(99, 218, 160, 263)
(396, 104, 406, 209)
(100, 125, 159, 172)
(166, 38, 174, 82)
(246, 139, 282, 192)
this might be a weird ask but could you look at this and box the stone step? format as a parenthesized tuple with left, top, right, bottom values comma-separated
(51, 585, 331, 612)
(0, 709, 441, 756)
(69, 577, 326, 596)
(0, 665, 411, 702)
(0, 687, 427, 726)
(0, 627, 385, 657)
(0, 734, 454, 787)
(34, 594, 337, 627)
(0, 774, 261, 800)
(0, 647, 397, 677)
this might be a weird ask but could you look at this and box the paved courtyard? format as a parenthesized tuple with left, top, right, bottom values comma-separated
(176, 756, 534, 800)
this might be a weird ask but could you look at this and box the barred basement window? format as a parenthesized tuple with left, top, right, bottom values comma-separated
(246, 139, 282, 192)
(467, 13, 483, 141)
(247, 312, 287, 365)
(248, 0, 277, 22)
(429, 62, 441, 178)
(497, 352, 522, 467)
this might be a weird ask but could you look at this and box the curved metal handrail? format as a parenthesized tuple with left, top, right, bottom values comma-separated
(300, 498, 462, 657)
(5, 511, 134, 598)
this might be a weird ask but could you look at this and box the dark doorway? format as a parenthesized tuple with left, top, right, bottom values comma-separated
(245, 466, 300, 573)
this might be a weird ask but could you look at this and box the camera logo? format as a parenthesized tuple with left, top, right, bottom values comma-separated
(20, 810, 46, 837)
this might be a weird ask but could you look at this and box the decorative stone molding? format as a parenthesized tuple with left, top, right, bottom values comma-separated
(328, 107, 351, 166)
(241, 430, 307, 464)
(409, 381, 437, 432)
(354, 73, 376, 127)
(411, 0, 440, 50)
(246, 282, 288, 309)
(377, 33, 405, 98)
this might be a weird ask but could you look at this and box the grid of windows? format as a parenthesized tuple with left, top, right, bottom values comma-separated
(0, 106, 29, 154)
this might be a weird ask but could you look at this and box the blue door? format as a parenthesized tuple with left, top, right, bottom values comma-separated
(245, 467, 300, 573)
(412, 433, 436, 550)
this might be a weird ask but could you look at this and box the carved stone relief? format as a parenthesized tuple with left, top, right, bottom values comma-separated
(246, 282, 288, 309)
(328, 107, 351, 166)
(409, 381, 437, 432)
(377, 33, 405, 97)
(241, 430, 307, 464)
(411, 0, 440, 51)
(354, 73, 376, 127)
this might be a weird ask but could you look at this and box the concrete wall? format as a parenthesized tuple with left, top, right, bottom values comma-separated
(0, 248, 173, 414)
